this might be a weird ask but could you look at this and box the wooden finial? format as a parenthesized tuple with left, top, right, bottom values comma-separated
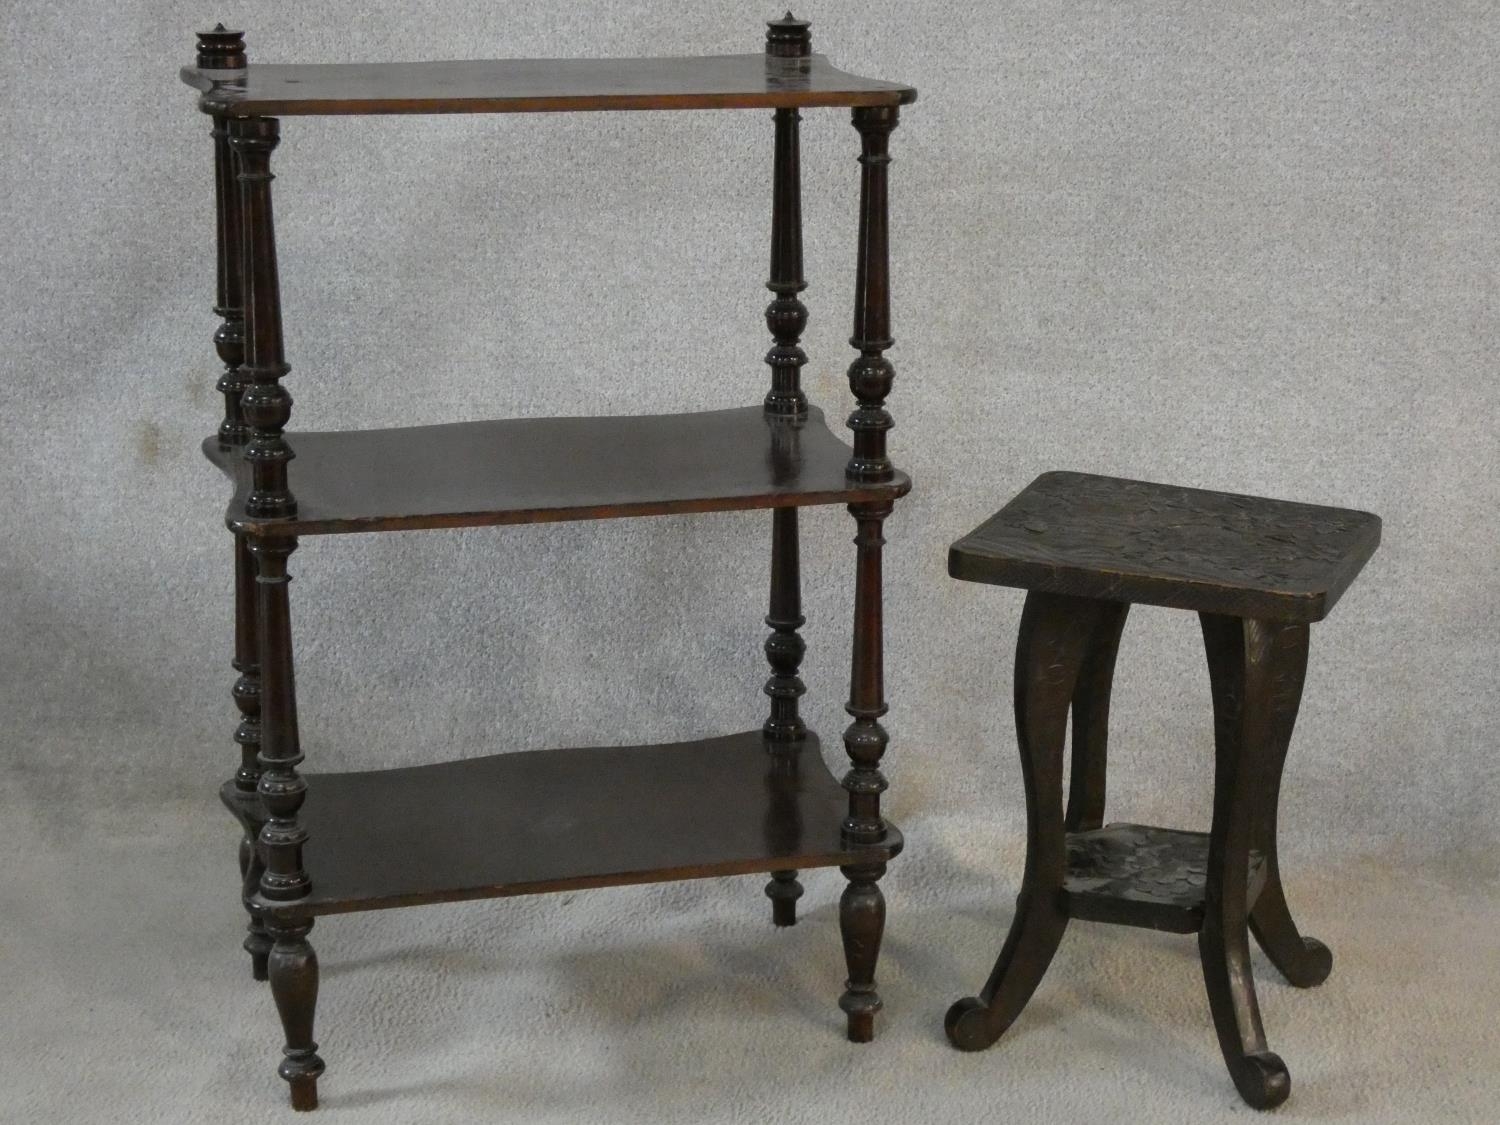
(765, 13, 812, 58)
(196, 25, 247, 70)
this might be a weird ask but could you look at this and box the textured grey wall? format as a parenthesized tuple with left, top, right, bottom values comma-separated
(2, 1, 1495, 878)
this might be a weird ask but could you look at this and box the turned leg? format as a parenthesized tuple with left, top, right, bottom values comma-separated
(1242, 621, 1332, 987)
(267, 916, 324, 1112)
(762, 507, 806, 925)
(839, 862, 886, 1042)
(947, 592, 1107, 1050)
(233, 534, 272, 980)
(1064, 601, 1130, 833)
(760, 21, 812, 927)
(1199, 614, 1300, 1109)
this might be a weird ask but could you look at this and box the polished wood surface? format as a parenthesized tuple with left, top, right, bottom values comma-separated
(203, 405, 910, 537)
(190, 17, 915, 1107)
(181, 53, 917, 117)
(949, 471, 1381, 622)
(945, 481, 1376, 1109)
(252, 732, 902, 918)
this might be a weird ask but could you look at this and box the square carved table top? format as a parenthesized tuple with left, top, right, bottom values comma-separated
(949, 471, 1380, 621)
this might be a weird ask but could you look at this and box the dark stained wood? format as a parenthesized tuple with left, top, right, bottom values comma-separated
(228, 116, 297, 520)
(229, 532, 270, 980)
(188, 20, 915, 1107)
(945, 479, 1376, 1108)
(1200, 612, 1307, 1109)
(1064, 601, 1129, 833)
(266, 916, 323, 1112)
(252, 732, 900, 919)
(946, 590, 1102, 1053)
(759, 21, 813, 926)
(180, 53, 916, 118)
(845, 106, 899, 483)
(202, 406, 909, 537)
(1062, 823, 1267, 934)
(949, 471, 1381, 622)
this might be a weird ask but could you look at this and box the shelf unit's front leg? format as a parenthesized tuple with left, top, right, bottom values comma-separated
(231, 106, 320, 1111)
(200, 28, 271, 983)
(250, 535, 323, 1111)
(836, 100, 900, 1043)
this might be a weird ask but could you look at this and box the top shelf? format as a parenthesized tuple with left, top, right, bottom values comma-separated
(180, 53, 917, 117)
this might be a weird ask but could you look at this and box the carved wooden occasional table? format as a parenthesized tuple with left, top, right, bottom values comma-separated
(943, 471, 1380, 1109)
(181, 19, 915, 1111)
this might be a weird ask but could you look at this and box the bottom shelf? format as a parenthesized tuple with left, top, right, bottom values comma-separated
(256, 730, 901, 918)
(1062, 823, 1266, 934)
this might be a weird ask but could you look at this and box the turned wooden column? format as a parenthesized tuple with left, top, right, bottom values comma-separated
(250, 535, 323, 1112)
(229, 115, 297, 520)
(232, 107, 321, 1111)
(204, 27, 250, 442)
(197, 26, 270, 981)
(761, 13, 812, 929)
(838, 100, 899, 1044)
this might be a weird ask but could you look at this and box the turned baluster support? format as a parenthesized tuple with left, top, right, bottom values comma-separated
(846, 104, 898, 484)
(197, 26, 270, 981)
(834, 96, 900, 1042)
(761, 13, 812, 927)
(229, 114, 297, 520)
(230, 93, 318, 1108)
(251, 536, 322, 1110)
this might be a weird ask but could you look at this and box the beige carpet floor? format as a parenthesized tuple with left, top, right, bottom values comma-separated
(5, 777, 1495, 1124)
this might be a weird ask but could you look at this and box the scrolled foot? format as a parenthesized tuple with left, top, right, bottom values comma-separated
(1229, 1050, 1291, 1110)
(1252, 917, 1333, 989)
(944, 996, 998, 1052)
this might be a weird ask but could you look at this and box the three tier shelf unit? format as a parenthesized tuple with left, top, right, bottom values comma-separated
(182, 18, 915, 1111)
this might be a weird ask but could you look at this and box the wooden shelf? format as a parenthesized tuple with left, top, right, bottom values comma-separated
(252, 731, 901, 919)
(204, 405, 910, 537)
(181, 53, 917, 117)
(1063, 823, 1267, 934)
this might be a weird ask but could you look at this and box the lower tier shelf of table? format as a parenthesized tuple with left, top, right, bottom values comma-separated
(1062, 823, 1267, 934)
(243, 729, 902, 919)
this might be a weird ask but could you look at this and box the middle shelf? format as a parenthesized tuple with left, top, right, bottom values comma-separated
(249, 729, 904, 919)
(205, 404, 911, 537)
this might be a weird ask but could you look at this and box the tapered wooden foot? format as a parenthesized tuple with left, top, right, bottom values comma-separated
(1200, 921, 1290, 1109)
(268, 918, 324, 1111)
(839, 863, 886, 1042)
(945, 889, 1068, 1051)
(766, 869, 803, 926)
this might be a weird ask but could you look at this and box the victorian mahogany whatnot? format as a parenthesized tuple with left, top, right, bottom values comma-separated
(182, 18, 915, 1110)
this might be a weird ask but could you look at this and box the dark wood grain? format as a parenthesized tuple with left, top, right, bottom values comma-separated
(946, 591, 1104, 1053)
(253, 731, 901, 919)
(181, 53, 916, 117)
(949, 471, 1381, 622)
(1062, 823, 1267, 934)
(202, 406, 909, 537)
(188, 18, 916, 1107)
(945, 478, 1371, 1108)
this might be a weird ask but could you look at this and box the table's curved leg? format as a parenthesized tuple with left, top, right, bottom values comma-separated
(1199, 614, 1299, 1109)
(1065, 601, 1130, 832)
(946, 592, 1107, 1051)
(1241, 620, 1332, 987)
